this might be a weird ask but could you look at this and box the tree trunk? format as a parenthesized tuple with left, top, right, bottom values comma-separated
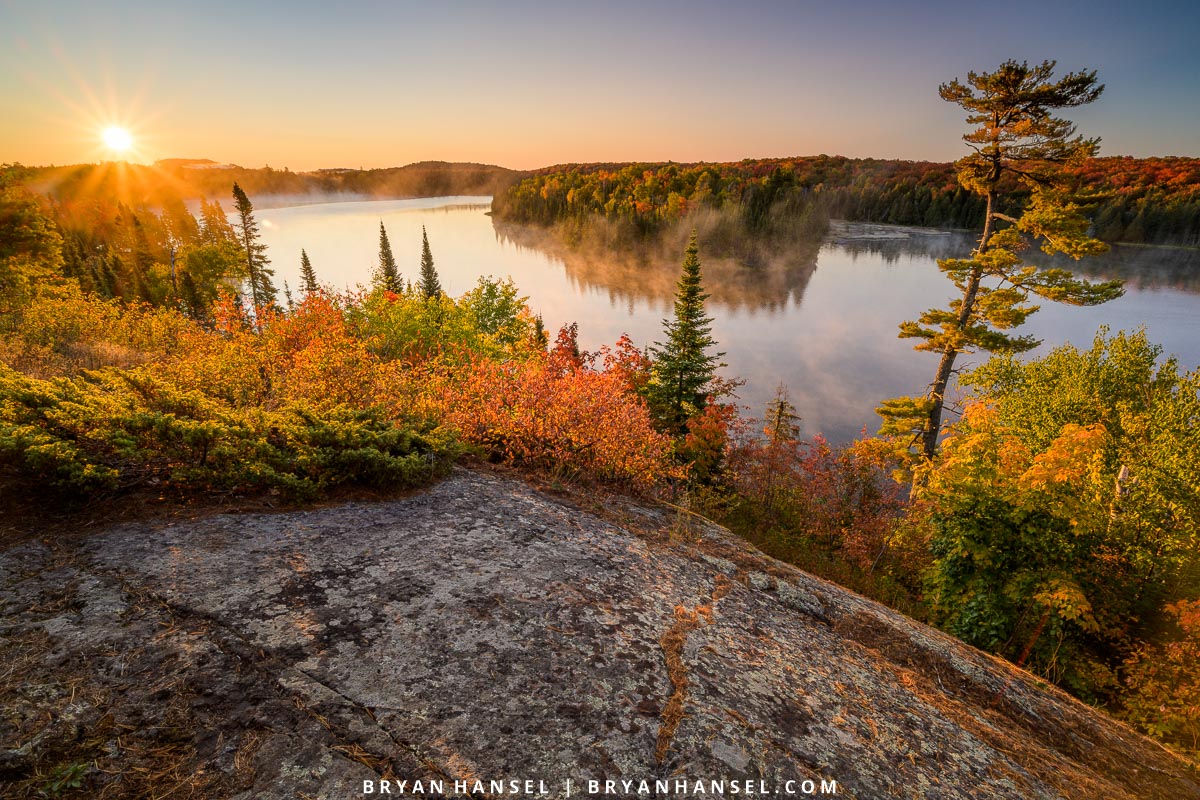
(239, 212, 263, 333)
(1015, 607, 1052, 669)
(919, 189, 996, 460)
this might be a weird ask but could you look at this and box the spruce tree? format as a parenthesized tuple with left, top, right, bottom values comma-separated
(759, 385, 802, 514)
(877, 60, 1123, 461)
(416, 225, 442, 299)
(299, 248, 318, 295)
(162, 196, 200, 246)
(375, 221, 401, 292)
(231, 182, 276, 329)
(199, 198, 236, 245)
(764, 385, 802, 446)
(179, 272, 203, 319)
(648, 232, 722, 432)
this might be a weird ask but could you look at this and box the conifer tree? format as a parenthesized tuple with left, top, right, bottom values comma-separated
(179, 271, 203, 319)
(417, 225, 442, 299)
(375, 221, 401, 292)
(299, 248, 318, 295)
(764, 385, 802, 446)
(648, 232, 723, 432)
(199, 198, 236, 245)
(877, 60, 1123, 461)
(757, 385, 803, 514)
(231, 182, 276, 329)
(162, 196, 201, 246)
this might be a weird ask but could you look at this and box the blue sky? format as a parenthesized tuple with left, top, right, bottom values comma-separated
(2, 0, 1197, 169)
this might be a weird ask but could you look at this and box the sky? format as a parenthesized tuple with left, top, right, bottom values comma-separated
(2, 0, 1199, 171)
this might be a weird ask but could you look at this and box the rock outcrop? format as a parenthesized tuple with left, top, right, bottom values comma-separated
(2, 469, 1197, 799)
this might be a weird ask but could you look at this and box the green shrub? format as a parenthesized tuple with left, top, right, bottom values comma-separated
(0, 364, 458, 501)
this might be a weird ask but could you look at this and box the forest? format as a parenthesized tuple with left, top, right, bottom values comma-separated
(2, 61, 1199, 764)
(494, 154, 1200, 247)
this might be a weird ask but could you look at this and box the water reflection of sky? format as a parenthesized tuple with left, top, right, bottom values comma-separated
(258, 199, 1200, 445)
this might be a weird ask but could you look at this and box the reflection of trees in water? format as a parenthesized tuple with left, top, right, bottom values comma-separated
(1055, 244, 1200, 292)
(494, 217, 1200, 317)
(491, 218, 821, 313)
(828, 223, 977, 264)
(830, 221, 1200, 292)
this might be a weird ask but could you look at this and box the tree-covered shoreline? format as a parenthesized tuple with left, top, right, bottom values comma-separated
(495, 155, 1200, 247)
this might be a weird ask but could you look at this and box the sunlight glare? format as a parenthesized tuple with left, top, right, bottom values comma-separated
(102, 126, 133, 152)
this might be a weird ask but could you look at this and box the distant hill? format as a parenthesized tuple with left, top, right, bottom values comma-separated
(9, 159, 521, 209)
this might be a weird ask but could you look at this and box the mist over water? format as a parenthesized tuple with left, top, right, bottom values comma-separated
(257, 198, 1200, 444)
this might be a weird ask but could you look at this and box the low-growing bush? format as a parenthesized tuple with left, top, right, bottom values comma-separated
(0, 364, 458, 501)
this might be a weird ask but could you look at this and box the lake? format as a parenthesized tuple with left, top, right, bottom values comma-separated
(256, 197, 1200, 444)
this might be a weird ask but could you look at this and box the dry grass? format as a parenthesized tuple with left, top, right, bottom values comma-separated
(0, 627, 221, 800)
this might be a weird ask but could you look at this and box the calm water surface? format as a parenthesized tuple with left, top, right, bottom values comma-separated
(257, 197, 1200, 444)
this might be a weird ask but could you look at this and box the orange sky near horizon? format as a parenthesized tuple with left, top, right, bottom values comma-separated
(3, 1, 1198, 172)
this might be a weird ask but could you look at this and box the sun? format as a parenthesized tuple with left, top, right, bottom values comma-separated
(101, 126, 133, 153)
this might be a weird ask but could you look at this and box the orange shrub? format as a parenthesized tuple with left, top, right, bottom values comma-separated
(423, 354, 678, 490)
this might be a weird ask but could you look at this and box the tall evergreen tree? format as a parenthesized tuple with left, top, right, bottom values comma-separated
(162, 196, 201, 247)
(299, 248, 318, 295)
(199, 198, 236, 245)
(416, 225, 442, 299)
(877, 60, 1123, 461)
(648, 232, 722, 431)
(231, 182, 276, 328)
(375, 221, 401, 292)
(179, 271, 203, 319)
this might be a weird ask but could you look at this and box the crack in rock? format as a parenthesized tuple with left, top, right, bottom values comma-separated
(655, 574, 733, 765)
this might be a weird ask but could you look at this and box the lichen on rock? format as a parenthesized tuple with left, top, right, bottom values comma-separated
(1, 469, 1196, 799)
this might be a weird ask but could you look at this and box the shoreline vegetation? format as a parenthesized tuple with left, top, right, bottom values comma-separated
(6, 151, 1197, 247)
(2, 62, 1199, 769)
(491, 155, 1200, 248)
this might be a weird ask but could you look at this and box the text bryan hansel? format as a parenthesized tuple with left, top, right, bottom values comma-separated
(364, 780, 547, 796)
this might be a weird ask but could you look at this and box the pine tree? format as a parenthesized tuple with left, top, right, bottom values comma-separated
(757, 385, 803, 514)
(648, 232, 723, 432)
(416, 225, 442, 299)
(299, 248, 318, 295)
(877, 60, 1123, 461)
(179, 271, 203, 320)
(231, 182, 277, 329)
(162, 196, 200, 247)
(764, 385, 802, 446)
(199, 198, 236, 245)
(375, 221, 401, 292)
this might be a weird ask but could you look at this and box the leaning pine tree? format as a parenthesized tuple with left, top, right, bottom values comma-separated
(231, 182, 277, 330)
(375, 221, 402, 293)
(877, 59, 1123, 462)
(647, 232, 723, 433)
